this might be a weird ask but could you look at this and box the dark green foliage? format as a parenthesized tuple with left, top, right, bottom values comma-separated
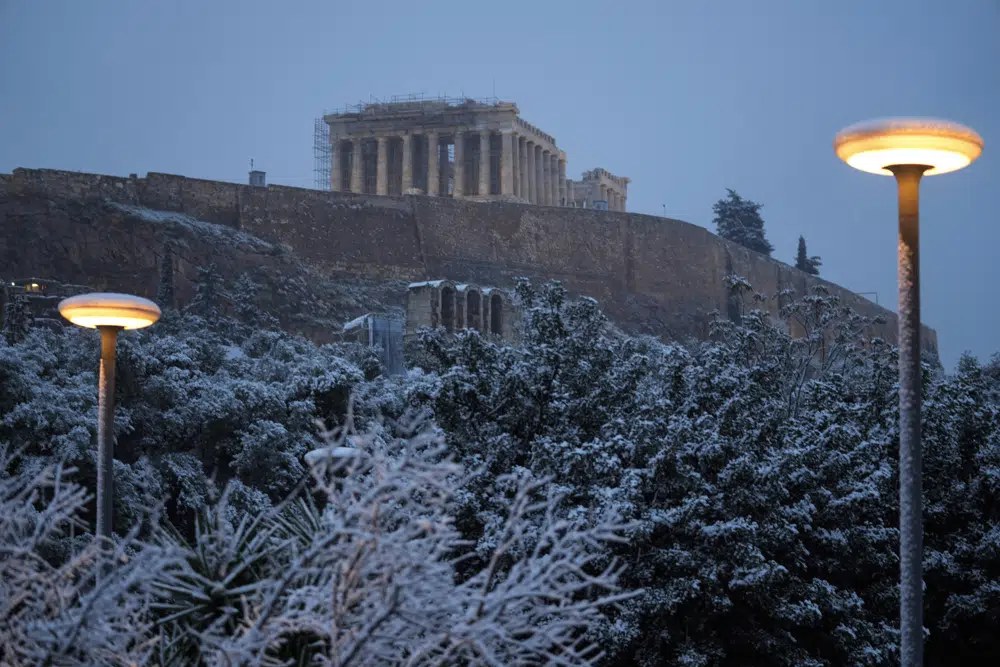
(3, 278, 1000, 666)
(2, 292, 29, 345)
(414, 280, 1000, 666)
(712, 189, 774, 256)
(795, 235, 822, 275)
(186, 264, 226, 320)
(156, 241, 175, 310)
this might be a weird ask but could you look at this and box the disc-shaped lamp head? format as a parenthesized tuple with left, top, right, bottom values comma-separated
(834, 118, 982, 176)
(58, 293, 161, 329)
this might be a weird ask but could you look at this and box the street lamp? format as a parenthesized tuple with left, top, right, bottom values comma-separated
(58, 293, 161, 544)
(834, 118, 982, 666)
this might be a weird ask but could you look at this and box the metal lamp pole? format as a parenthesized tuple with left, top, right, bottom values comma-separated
(96, 325, 122, 542)
(835, 118, 982, 667)
(891, 163, 928, 665)
(58, 293, 161, 546)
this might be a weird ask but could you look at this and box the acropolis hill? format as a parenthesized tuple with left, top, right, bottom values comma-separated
(0, 167, 938, 354)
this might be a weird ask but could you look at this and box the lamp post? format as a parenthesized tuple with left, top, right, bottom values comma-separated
(834, 118, 982, 666)
(58, 293, 161, 545)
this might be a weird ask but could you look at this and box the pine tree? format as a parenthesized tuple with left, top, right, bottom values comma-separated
(156, 241, 175, 310)
(2, 292, 29, 345)
(232, 273, 259, 324)
(712, 189, 774, 256)
(231, 272, 279, 330)
(186, 264, 226, 319)
(794, 235, 822, 275)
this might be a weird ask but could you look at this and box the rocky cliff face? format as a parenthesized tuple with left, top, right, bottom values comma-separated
(0, 178, 405, 342)
(1, 168, 939, 356)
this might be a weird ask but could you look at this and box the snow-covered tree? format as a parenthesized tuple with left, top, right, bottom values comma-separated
(3, 277, 1000, 665)
(712, 189, 774, 256)
(232, 272, 279, 330)
(0, 421, 633, 666)
(156, 240, 175, 310)
(2, 292, 29, 345)
(795, 235, 822, 275)
(186, 264, 226, 320)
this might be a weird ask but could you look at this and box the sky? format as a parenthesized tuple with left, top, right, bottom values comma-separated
(1, 0, 997, 370)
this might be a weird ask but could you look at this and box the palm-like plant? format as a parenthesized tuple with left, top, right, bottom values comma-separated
(151, 491, 287, 664)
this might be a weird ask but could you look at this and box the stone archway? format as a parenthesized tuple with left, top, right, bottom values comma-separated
(466, 290, 482, 332)
(441, 285, 456, 332)
(490, 293, 503, 336)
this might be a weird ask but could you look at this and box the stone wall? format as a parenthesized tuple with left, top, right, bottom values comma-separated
(3, 167, 938, 354)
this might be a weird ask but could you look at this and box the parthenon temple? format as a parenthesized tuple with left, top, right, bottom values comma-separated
(321, 96, 629, 211)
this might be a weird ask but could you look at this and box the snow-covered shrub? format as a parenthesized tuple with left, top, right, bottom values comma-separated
(0, 422, 634, 666)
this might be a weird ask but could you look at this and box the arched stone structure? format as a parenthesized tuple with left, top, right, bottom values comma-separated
(489, 292, 503, 336)
(465, 288, 482, 331)
(440, 283, 456, 332)
(406, 280, 516, 341)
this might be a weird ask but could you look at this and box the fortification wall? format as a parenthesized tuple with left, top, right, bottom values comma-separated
(3, 168, 938, 353)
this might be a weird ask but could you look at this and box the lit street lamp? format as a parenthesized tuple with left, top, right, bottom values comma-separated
(834, 118, 982, 666)
(58, 293, 161, 544)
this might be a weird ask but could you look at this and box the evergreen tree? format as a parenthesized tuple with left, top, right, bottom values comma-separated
(231, 272, 278, 329)
(232, 272, 259, 324)
(795, 235, 822, 275)
(2, 292, 29, 345)
(186, 264, 226, 319)
(156, 241, 175, 310)
(712, 189, 774, 256)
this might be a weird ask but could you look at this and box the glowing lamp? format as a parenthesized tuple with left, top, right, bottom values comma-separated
(834, 116, 982, 666)
(834, 118, 982, 176)
(56, 292, 161, 545)
(58, 293, 161, 330)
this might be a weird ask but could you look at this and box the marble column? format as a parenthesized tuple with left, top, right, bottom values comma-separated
(376, 137, 388, 195)
(511, 134, 519, 197)
(519, 137, 528, 200)
(526, 141, 536, 203)
(599, 184, 607, 207)
(453, 132, 465, 197)
(621, 196, 627, 212)
(558, 157, 566, 206)
(401, 134, 413, 193)
(500, 130, 514, 196)
(331, 138, 342, 191)
(534, 145, 543, 204)
(426, 132, 439, 196)
(549, 158, 558, 206)
(543, 148, 551, 205)
(478, 131, 491, 196)
(350, 138, 363, 193)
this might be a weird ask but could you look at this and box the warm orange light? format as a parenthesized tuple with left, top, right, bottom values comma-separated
(834, 118, 982, 176)
(58, 293, 161, 329)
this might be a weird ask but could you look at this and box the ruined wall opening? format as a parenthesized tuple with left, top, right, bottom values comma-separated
(387, 138, 402, 195)
(441, 286, 455, 332)
(467, 290, 481, 331)
(455, 290, 466, 330)
(413, 135, 427, 193)
(490, 294, 502, 335)
(463, 135, 477, 195)
(338, 141, 352, 191)
(490, 133, 501, 195)
(362, 139, 378, 194)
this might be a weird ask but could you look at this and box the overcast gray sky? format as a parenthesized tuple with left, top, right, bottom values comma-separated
(1, 0, 996, 369)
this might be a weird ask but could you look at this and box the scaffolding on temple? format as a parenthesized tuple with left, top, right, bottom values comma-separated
(313, 94, 506, 191)
(313, 117, 331, 191)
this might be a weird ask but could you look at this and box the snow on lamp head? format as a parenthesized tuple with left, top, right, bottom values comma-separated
(58, 292, 161, 329)
(834, 118, 982, 176)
